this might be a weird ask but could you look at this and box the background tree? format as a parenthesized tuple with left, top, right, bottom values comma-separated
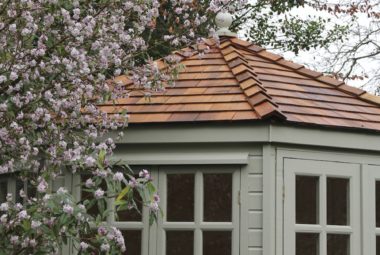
(254, 0, 380, 94)
(144, 0, 349, 59)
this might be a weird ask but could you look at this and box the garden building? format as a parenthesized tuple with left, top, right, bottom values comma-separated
(98, 35, 380, 255)
(3, 24, 380, 255)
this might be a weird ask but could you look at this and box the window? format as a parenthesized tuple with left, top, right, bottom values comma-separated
(157, 166, 240, 255)
(284, 159, 361, 255)
(79, 165, 240, 255)
(0, 176, 36, 203)
(80, 172, 154, 255)
(364, 165, 380, 255)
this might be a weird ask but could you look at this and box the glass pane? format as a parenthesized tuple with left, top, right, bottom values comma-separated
(203, 231, 231, 255)
(15, 180, 24, 203)
(327, 234, 350, 255)
(122, 230, 142, 255)
(27, 182, 36, 199)
(204, 173, 232, 222)
(167, 174, 194, 222)
(377, 236, 380, 255)
(296, 233, 319, 255)
(166, 231, 193, 255)
(117, 191, 142, 222)
(0, 182, 7, 202)
(376, 181, 380, 227)
(296, 176, 319, 224)
(327, 178, 349, 225)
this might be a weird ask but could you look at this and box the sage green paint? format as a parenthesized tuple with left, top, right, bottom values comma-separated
(3, 122, 380, 255)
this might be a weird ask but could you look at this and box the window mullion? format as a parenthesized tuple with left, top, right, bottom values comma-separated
(7, 177, 16, 202)
(232, 169, 240, 255)
(145, 168, 158, 255)
(107, 197, 115, 224)
(157, 169, 166, 255)
(320, 174, 327, 255)
(194, 170, 203, 255)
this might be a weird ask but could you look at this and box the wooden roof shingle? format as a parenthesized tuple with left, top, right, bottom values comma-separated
(102, 37, 380, 132)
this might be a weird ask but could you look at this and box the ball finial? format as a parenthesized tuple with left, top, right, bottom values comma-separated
(215, 12, 236, 37)
(215, 12, 233, 29)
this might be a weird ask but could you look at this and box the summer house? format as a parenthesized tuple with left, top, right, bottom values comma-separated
(102, 21, 380, 254)
(3, 13, 380, 255)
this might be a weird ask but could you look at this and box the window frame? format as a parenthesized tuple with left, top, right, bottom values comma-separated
(283, 158, 361, 255)
(0, 175, 29, 203)
(156, 165, 241, 255)
(76, 165, 241, 255)
(363, 164, 380, 255)
(77, 168, 158, 255)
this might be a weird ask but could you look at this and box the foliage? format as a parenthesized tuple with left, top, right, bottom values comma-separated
(274, 0, 380, 92)
(0, 0, 248, 254)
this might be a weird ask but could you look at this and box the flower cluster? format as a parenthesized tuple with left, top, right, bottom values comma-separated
(0, 192, 88, 254)
(0, 0, 247, 254)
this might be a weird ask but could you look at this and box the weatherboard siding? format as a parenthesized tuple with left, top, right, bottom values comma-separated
(241, 155, 264, 255)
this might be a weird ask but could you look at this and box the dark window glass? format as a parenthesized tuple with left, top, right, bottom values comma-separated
(327, 234, 350, 255)
(296, 233, 319, 255)
(166, 231, 193, 255)
(15, 180, 24, 203)
(203, 231, 231, 255)
(376, 182, 380, 227)
(377, 236, 380, 255)
(327, 178, 349, 226)
(296, 176, 319, 224)
(0, 182, 7, 202)
(167, 174, 194, 222)
(204, 173, 232, 222)
(122, 230, 142, 255)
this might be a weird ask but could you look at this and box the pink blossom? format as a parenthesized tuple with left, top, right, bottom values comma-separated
(113, 172, 124, 181)
(94, 188, 104, 199)
(37, 179, 48, 193)
(63, 204, 74, 215)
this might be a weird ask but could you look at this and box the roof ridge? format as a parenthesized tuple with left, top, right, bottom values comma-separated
(227, 37, 380, 107)
(219, 37, 286, 120)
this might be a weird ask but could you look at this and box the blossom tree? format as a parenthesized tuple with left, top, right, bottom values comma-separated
(0, 0, 249, 254)
(0, 0, 352, 254)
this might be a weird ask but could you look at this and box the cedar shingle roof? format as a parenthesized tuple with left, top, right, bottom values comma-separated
(99, 37, 380, 132)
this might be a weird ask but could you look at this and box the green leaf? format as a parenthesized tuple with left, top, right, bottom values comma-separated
(116, 186, 130, 201)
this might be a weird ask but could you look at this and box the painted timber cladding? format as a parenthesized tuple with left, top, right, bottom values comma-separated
(241, 155, 264, 255)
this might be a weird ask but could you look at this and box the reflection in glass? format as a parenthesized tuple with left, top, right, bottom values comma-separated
(167, 174, 194, 222)
(327, 178, 349, 225)
(296, 176, 319, 224)
(122, 230, 142, 255)
(166, 231, 193, 255)
(203, 231, 231, 255)
(15, 180, 24, 203)
(0, 182, 6, 202)
(204, 173, 232, 222)
(327, 234, 350, 255)
(296, 233, 319, 255)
